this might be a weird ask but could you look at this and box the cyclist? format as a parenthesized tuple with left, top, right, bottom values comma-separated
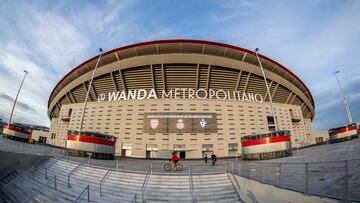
(170, 151, 179, 168)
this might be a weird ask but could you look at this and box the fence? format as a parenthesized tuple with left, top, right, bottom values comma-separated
(225, 159, 360, 202)
(0, 136, 67, 157)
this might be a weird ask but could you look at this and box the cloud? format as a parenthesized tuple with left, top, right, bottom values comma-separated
(207, 0, 360, 131)
(0, 1, 93, 126)
(0, 92, 36, 112)
(0, 0, 359, 132)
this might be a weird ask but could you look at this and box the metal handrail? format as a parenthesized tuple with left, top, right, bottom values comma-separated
(246, 190, 259, 203)
(99, 159, 118, 196)
(131, 193, 137, 203)
(21, 175, 57, 203)
(188, 166, 196, 203)
(74, 185, 90, 203)
(1, 157, 49, 190)
(141, 165, 152, 202)
(68, 158, 88, 187)
(0, 160, 19, 179)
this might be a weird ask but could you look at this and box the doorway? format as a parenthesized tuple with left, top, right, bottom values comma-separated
(202, 151, 213, 158)
(179, 151, 186, 159)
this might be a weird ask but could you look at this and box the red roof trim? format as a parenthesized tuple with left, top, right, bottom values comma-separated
(48, 39, 314, 109)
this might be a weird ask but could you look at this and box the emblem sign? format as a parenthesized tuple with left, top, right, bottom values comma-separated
(176, 119, 185, 130)
(200, 119, 207, 129)
(150, 119, 159, 129)
(143, 113, 217, 133)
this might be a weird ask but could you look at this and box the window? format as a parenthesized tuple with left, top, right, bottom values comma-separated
(67, 109, 72, 117)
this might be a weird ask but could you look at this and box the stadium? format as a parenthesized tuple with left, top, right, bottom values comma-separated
(1, 39, 359, 203)
(46, 39, 315, 159)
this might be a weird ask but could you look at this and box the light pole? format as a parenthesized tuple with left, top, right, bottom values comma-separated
(254, 48, 279, 131)
(9, 70, 29, 124)
(333, 71, 353, 124)
(79, 48, 103, 130)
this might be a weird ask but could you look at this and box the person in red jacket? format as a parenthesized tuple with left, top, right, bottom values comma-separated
(170, 151, 179, 165)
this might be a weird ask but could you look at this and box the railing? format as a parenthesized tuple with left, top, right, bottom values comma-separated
(0, 137, 67, 158)
(224, 161, 234, 174)
(74, 185, 90, 203)
(99, 158, 119, 197)
(131, 193, 137, 203)
(227, 172, 243, 200)
(246, 190, 259, 203)
(68, 158, 88, 187)
(0, 160, 19, 179)
(21, 175, 57, 203)
(0, 165, 36, 202)
(141, 165, 152, 202)
(43, 158, 58, 180)
(225, 159, 360, 202)
(188, 166, 197, 203)
(1, 156, 49, 190)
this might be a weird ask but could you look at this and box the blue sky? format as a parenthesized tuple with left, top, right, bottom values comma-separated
(0, 0, 359, 132)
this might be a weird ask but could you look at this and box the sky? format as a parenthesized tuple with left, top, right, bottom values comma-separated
(0, 0, 359, 132)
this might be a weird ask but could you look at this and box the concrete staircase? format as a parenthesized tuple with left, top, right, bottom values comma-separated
(0, 171, 18, 188)
(144, 173, 240, 203)
(1, 158, 242, 203)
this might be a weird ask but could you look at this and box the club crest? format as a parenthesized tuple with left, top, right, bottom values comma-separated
(200, 119, 207, 128)
(176, 119, 185, 130)
(150, 119, 159, 129)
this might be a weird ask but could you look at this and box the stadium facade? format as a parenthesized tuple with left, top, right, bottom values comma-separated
(46, 39, 315, 159)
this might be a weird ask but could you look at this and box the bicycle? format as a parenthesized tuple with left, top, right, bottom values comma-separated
(164, 161, 183, 172)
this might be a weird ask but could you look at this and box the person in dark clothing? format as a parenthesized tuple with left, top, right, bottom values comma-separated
(211, 153, 217, 166)
(204, 154, 208, 164)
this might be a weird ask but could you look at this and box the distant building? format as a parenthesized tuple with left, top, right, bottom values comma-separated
(31, 130, 51, 143)
(0, 119, 4, 133)
(13, 122, 49, 132)
(312, 131, 329, 144)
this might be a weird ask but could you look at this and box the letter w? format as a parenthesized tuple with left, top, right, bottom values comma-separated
(109, 92, 119, 101)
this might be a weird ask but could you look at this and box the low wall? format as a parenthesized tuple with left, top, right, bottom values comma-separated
(228, 173, 337, 203)
(0, 150, 49, 172)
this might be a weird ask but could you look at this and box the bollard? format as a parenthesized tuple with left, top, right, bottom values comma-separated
(66, 152, 69, 169)
(88, 155, 91, 166)
(278, 163, 282, 188)
(305, 163, 309, 193)
(344, 160, 348, 201)
(87, 185, 90, 202)
(260, 162, 264, 183)
(116, 157, 119, 171)
(231, 162, 234, 174)
(54, 175, 57, 191)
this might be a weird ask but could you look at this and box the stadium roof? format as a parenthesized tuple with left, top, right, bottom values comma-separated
(48, 39, 314, 118)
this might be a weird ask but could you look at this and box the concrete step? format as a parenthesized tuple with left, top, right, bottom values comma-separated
(0, 170, 18, 187)
(1, 157, 241, 203)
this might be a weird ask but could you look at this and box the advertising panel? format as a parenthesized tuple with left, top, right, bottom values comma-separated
(143, 113, 217, 133)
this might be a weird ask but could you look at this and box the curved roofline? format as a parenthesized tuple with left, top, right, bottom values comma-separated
(48, 39, 314, 109)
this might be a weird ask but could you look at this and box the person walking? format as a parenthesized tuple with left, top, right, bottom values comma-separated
(211, 153, 217, 166)
(204, 154, 208, 164)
